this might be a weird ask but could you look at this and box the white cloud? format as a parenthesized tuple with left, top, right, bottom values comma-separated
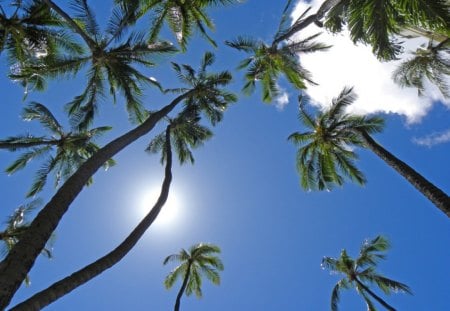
(275, 88, 290, 111)
(291, 0, 449, 123)
(413, 129, 450, 147)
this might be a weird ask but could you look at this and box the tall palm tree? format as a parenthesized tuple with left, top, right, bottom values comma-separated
(164, 243, 224, 311)
(12, 0, 176, 129)
(118, 0, 240, 51)
(0, 0, 82, 67)
(322, 0, 450, 60)
(10, 112, 214, 310)
(393, 37, 450, 98)
(0, 52, 235, 309)
(0, 199, 54, 287)
(0, 102, 114, 197)
(289, 88, 450, 216)
(322, 235, 411, 311)
(226, 1, 329, 102)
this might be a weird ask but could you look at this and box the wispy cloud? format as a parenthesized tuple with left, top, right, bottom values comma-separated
(275, 88, 290, 111)
(413, 129, 450, 147)
(291, 1, 449, 123)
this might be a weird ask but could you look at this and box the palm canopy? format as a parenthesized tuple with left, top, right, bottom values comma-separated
(323, 0, 450, 60)
(0, 199, 54, 286)
(11, 0, 176, 130)
(226, 1, 329, 102)
(393, 38, 450, 98)
(167, 51, 237, 124)
(322, 236, 412, 311)
(147, 110, 213, 165)
(289, 88, 384, 191)
(164, 243, 224, 299)
(118, 0, 240, 51)
(0, 102, 114, 197)
(0, 0, 82, 66)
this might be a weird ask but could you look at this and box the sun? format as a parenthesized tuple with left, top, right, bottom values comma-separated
(136, 186, 181, 227)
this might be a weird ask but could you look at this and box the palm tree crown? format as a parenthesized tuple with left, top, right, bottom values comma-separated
(0, 102, 114, 197)
(288, 88, 384, 190)
(226, 1, 329, 102)
(164, 243, 224, 311)
(322, 236, 411, 311)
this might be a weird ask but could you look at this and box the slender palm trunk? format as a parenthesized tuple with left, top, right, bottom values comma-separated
(355, 278, 396, 311)
(174, 262, 192, 311)
(10, 127, 173, 311)
(273, 0, 343, 45)
(359, 131, 450, 217)
(0, 92, 192, 310)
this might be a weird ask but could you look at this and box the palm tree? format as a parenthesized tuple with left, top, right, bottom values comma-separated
(0, 53, 235, 309)
(118, 0, 240, 51)
(289, 88, 450, 216)
(12, 0, 176, 129)
(322, 235, 411, 311)
(0, 102, 114, 197)
(0, 1, 82, 67)
(10, 112, 214, 310)
(393, 37, 450, 98)
(164, 243, 224, 311)
(226, 1, 329, 102)
(0, 199, 54, 287)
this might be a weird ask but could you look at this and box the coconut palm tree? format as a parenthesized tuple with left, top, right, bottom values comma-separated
(226, 1, 329, 102)
(393, 37, 450, 98)
(164, 243, 224, 311)
(322, 235, 411, 311)
(0, 52, 235, 309)
(0, 102, 114, 197)
(0, 0, 82, 67)
(0, 199, 54, 287)
(289, 87, 450, 216)
(321, 0, 450, 60)
(117, 0, 240, 51)
(12, 0, 176, 129)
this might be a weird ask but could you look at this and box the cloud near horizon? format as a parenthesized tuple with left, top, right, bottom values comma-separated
(413, 129, 450, 147)
(290, 0, 449, 124)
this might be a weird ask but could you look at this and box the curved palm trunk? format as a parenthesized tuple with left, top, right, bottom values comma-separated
(174, 262, 192, 311)
(273, 0, 343, 45)
(355, 278, 396, 311)
(0, 92, 191, 309)
(359, 131, 450, 217)
(10, 127, 173, 311)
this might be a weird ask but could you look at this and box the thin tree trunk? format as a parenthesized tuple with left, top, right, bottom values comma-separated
(42, 0, 97, 51)
(0, 91, 192, 310)
(355, 278, 396, 311)
(273, 0, 343, 45)
(359, 130, 450, 217)
(10, 126, 174, 311)
(174, 262, 192, 311)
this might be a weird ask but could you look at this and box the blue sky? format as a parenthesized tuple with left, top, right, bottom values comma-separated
(1, 1, 449, 310)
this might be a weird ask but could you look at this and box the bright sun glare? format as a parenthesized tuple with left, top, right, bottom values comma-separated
(137, 187, 181, 227)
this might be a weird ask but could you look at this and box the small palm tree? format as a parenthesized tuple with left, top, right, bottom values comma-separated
(0, 199, 54, 286)
(322, 236, 411, 311)
(227, 2, 329, 102)
(393, 38, 450, 98)
(164, 243, 224, 311)
(0, 102, 114, 197)
(289, 87, 450, 216)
